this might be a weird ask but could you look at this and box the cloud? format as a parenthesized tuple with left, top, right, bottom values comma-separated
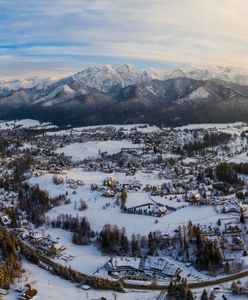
(1, 0, 248, 77)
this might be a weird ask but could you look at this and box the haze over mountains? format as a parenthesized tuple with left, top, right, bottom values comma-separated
(1, 64, 248, 127)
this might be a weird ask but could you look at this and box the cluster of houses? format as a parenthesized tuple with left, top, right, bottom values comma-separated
(90, 177, 142, 198)
(52, 175, 84, 190)
(11, 227, 67, 258)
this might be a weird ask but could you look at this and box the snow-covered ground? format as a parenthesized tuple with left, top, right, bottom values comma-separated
(8, 120, 248, 298)
(30, 170, 228, 238)
(176, 122, 246, 130)
(0, 119, 57, 130)
(55, 140, 141, 161)
(229, 152, 248, 163)
(4, 260, 159, 300)
(43, 228, 109, 275)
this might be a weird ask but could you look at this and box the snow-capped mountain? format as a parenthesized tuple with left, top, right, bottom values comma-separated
(69, 64, 159, 94)
(2, 64, 248, 95)
(0, 76, 57, 91)
(1, 64, 248, 127)
(32, 84, 77, 107)
(165, 65, 248, 85)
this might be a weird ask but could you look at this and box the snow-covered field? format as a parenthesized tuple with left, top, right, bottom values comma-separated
(229, 152, 248, 163)
(44, 228, 109, 274)
(30, 170, 228, 238)
(55, 140, 141, 161)
(176, 122, 246, 130)
(0, 119, 57, 130)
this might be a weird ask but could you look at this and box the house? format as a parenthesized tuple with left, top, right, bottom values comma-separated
(225, 223, 241, 234)
(103, 189, 115, 197)
(192, 192, 201, 203)
(223, 201, 241, 214)
(18, 284, 37, 300)
(0, 288, 9, 296)
(1, 215, 11, 226)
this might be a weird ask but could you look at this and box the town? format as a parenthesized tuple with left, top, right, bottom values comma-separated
(1, 119, 248, 299)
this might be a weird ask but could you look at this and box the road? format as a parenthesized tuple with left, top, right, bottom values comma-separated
(122, 269, 248, 293)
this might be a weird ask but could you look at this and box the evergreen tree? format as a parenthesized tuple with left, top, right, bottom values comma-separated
(240, 211, 246, 224)
(201, 289, 209, 300)
(209, 291, 216, 300)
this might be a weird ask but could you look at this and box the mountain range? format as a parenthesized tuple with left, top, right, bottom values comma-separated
(1, 64, 248, 127)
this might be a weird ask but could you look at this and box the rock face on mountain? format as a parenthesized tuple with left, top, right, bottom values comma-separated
(1, 64, 248, 126)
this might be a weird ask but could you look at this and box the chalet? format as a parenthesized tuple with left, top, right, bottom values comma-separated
(103, 189, 115, 197)
(90, 183, 98, 191)
(76, 180, 84, 186)
(223, 201, 241, 214)
(28, 232, 44, 243)
(1, 215, 11, 226)
(18, 285, 37, 300)
(131, 180, 142, 190)
(201, 225, 216, 236)
(225, 223, 241, 234)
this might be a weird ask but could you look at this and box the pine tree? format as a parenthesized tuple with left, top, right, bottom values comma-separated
(120, 232, 129, 254)
(201, 289, 209, 300)
(209, 291, 215, 300)
(167, 281, 175, 295)
(240, 211, 245, 224)
(187, 290, 194, 300)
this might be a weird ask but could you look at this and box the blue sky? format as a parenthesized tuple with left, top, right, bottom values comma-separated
(0, 0, 248, 78)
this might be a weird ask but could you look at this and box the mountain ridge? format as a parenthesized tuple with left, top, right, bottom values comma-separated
(1, 64, 248, 127)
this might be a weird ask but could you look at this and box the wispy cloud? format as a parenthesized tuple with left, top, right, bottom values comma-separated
(1, 0, 248, 77)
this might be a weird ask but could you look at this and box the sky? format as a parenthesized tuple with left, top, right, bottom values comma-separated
(0, 0, 248, 78)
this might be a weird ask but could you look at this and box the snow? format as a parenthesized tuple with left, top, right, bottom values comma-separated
(0, 119, 57, 130)
(71, 64, 158, 94)
(55, 140, 141, 161)
(43, 228, 109, 274)
(166, 64, 248, 86)
(176, 122, 246, 130)
(28, 165, 232, 240)
(5, 260, 159, 300)
(29, 171, 226, 237)
(229, 152, 248, 163)
(33, 84, 76, 106)
(188, 87, 210, 99)
(0, 76, 56, 91)
(125, 192, 153, 209)
(151, 195, 189, 209)
(47, 197, 227, 237)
